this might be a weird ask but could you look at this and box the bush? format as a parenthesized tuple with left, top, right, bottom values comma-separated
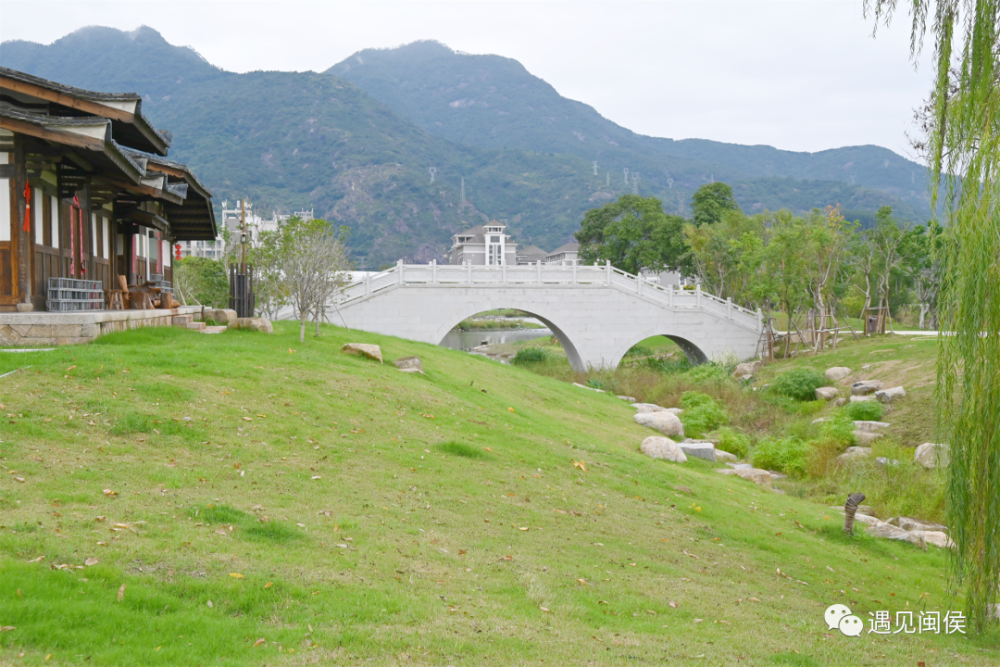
(751, 436, 811, 477)
(843, 400, 885, 422)
(768, 368, 827, 401)
(624, 345, 653, 358)
(680, 391, 727, 438)
(511, 348, 549, 365)
(435, 441, 491, 459)
(712, 426, 750, 458)
(683, 362, 730, 383)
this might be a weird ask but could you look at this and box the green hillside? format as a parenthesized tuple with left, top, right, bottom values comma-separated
(1, 27, 929, 267)
(329, 40, 933, 218)
(1, 324, 997, 665)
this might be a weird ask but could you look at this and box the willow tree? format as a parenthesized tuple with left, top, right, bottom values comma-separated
(867, 0, 999, 631)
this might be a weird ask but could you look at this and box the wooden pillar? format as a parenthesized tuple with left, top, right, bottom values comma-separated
(13, 135, 29, 305)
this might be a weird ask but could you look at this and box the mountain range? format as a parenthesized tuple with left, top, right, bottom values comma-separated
(1, 27, 932, 267)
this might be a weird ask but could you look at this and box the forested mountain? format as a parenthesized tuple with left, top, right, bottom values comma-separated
(1, 27, 930, 266)
(328, 40, 933, 217)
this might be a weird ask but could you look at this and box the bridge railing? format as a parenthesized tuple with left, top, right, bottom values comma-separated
(340, 261, 762, 330)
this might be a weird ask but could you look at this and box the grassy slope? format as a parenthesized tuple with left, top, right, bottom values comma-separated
(0, 325, 996, 666)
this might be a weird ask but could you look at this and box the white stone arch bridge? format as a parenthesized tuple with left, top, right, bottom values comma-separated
(333, 261, 763, 371)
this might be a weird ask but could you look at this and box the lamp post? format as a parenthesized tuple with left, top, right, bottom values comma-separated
(240, 198, 246, 274)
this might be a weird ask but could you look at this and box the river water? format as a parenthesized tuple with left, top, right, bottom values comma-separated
(439, 317, 552, 351)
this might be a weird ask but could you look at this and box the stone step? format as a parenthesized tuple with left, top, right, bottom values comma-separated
(172, 315, 193, 327)
(186, 321, 206, 331)
(201, 325, 228, 335)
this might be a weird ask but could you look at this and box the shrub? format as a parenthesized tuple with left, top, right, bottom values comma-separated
(435, 441, 491, 459)
(511, 348, 549, 365)
(819, 416, 856, 447)
(680, 391, 727, 438)
(712, 426, 750, 458)
(751, 436, 811, 477)
(624, 345, 653, 358)
(843, 400, 885, 422)
(683, 362, 730, 383)
(768, 368, 827, 401)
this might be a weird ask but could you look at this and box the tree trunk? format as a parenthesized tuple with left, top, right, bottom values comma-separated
(300, 313, 306, 343)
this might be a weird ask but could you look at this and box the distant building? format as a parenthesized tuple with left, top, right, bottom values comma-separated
(516, 245, 548, 265)
(545, 242, 580, 264)
(178, 201, 314, 260)
(449, 221, 517, 265)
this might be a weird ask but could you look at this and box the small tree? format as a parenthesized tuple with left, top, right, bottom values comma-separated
(690, 182, 741, 226)
(173, 257, 229, 308)
(575, 195, 688, 276)
(279, 217, 351, 343)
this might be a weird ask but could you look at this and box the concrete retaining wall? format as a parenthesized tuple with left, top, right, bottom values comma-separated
(0, 306, 202, 347)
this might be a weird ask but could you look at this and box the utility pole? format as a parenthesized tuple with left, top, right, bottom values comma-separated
(460, 177, 466, 204)
(240, 198, 247, 273)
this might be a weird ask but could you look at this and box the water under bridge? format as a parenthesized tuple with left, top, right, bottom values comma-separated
(333, 261, 763, 371)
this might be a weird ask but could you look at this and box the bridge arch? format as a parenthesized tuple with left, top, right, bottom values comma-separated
(434, 305, 585, 371)
(608, 328, 711, 370)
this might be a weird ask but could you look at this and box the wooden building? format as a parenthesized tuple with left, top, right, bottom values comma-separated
(0, 67, 215, 313)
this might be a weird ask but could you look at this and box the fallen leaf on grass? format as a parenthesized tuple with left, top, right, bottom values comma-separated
(0, 627, 15, 632)
(103, 489, 117, 497)
(311, 476, 322, 480)
(66, 366, 76, 372)
(669, 601, 679, 609)
(84, 558, 98, 567)
(229, 572, 244, 579)
(576, 579, 587, 586)
(573, 461, 587, 471)
(13, 477, 24, 483)
(508, 407, 515, 413)
(518, 526, 529, 531)
(27, 556, 44, 563)
(265, 582, 273, 589)
(117, 584, 126, 601)
(253, 638, 266, 647)
(540, 606, 551, 612)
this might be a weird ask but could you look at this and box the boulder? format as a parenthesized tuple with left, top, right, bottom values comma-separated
(678, 440, 716, 462)
(717, 467, 772, 488)
(640, 436, 687, 463)
(632, 403, 667, 414)
(834, 398, 848, 408)
(911, 531, 953, 549)
(866, 521, 927, 548)
(851, 380, 884, 396)
(875, 386, 906, 403)
(732, 361, 761, 378)
(634, 411, 684, 438)
(394, 356, 424, 374)
(204, 308, 238, 325)
(228, 317, 273, 333)
(849, 395, 875, 403)
(341, 343, 383, 363)
(853, 421, 890, 433)
(664, 408, 684, 415)
(886, 517, 948, 533)
(825, 367, 852, 382)
(853, 431, 883, 446)
(914, 442, 950, 468)
(853, 513, 882, 526)
(836, 447, 872, 466)
(714, 449, 738, 463)
(815, 387, 839, 401)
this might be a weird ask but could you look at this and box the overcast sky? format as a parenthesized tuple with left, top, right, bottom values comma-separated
(0, 0, 932, 156)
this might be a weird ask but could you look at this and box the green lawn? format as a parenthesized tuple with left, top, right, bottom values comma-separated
(0, 324, 996, 665)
